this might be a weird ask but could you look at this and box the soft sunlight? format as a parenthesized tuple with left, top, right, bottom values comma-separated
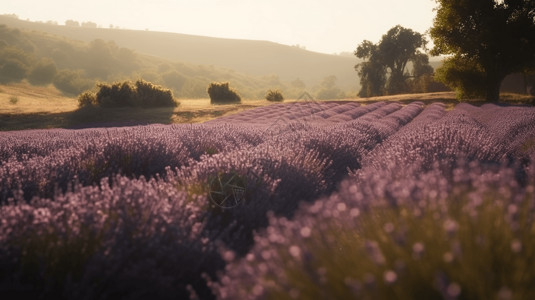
(3, 0, 436, 54)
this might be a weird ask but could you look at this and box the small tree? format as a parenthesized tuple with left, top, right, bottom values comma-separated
(355, 25, 431, 97)
(316, 75, 345, 100)
(207, 82, 241, 104)
(266, 89, 284, 102)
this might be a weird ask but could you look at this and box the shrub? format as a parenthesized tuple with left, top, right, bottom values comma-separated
(77, 91, 97, 107)
(96, 81, 136, 107)
(134, 79, 176, 107)
(266, 89, 284, 102)
(9, 96, 18, 104)
(79, 80, 177, 108)
(207, 82, 241, 104)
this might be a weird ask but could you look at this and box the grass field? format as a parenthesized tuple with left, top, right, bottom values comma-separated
(1, 82, 533, 131)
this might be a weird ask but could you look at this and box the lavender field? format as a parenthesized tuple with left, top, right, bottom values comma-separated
(1, 100, 535, 299)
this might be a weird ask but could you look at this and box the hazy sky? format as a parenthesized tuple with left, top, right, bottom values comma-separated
(3, 0, 437, 54)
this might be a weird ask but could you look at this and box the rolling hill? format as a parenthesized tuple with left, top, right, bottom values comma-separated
(0, 15, 359, 93)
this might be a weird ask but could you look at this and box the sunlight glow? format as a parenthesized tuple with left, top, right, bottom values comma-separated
(3, 0, 436, 54)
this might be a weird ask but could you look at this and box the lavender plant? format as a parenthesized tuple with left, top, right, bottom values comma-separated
(0, 175, 222, 299)
(1, 100, 534, 299)
(212, 157, 535, 300)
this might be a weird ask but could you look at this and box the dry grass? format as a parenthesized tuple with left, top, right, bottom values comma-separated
(0, 82, 276, 130)
(1, 82, 533, 131)
(353, 91, 460, 110)
(172, 98, 274, 123)
(0, 82, 78, 114)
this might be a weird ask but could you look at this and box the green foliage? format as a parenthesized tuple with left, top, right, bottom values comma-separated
(162, 70, 186, 93)
(134, 79, 176, 107)
(0, 45, 32, 84)
(430, 0, 535, 101)
(266, 89, 284, 102)
(435, 56, 487, 99)
(77, 91, 97, 107)
(180, 77, 208, 99)
(78, 80, 177, 108)
(315, 75, 345, 100)
(356, 56, 386, 97)
(0, 22, 338, 100)
(96, 81, 137, 107)
(379, 26, 426, 94)
(207, 82, 241, 104)
(82, 39, 139, 79)
(28, 58, 57, 85)
(9, 96, 18, 104)
(53, 69, 94, 96)
(0, 59, 28, 83)
(355, 26, 432, 97)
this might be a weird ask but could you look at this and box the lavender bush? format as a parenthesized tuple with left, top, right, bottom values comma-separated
(0, 175, 222, 299)
(211, 102, 535, 300)
(213, 159, 535, 300)
(1, 100, 535, 299)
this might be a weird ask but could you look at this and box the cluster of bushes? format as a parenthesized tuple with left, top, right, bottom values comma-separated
(78, 80, 177, 108)
(207, 82, 241, 104)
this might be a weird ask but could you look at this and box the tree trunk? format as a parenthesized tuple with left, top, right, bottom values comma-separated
(485, 74, 504, 102)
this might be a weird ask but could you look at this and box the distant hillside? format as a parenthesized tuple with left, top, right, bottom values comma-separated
(0, 15, 359, 94)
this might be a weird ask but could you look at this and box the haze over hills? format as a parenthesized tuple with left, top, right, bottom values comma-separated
(0, 15, 359, 94)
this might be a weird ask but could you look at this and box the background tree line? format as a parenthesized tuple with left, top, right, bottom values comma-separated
(356, 0, 535, 101)
(0, 23, 348, 100)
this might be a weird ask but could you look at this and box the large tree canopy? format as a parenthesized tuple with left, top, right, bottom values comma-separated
(354, 25, 431, 97)
(430, 0, 535, 101)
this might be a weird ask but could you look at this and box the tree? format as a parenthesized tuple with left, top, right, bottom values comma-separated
(316, 75, 344, 99)
(28, 58, 57, 85)
(0, 46, 31, 83)
(65, 20, 80, 27)
(430, 0, 535, 101)
(410, 53, 438, 93)
(355, 25, 430, 97)
(354, 41, 386, 97)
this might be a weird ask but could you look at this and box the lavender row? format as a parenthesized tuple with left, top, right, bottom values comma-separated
(454, 103, 535, 157)
(0, 102, 399, 203)
(212, 102, 535, 299)
(0, 124, 265, 202)
(213, 151, 535, 300)
(0, 175, 222, 299)
(1, 101, 535, 299)
(209, 101, 368, 124)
